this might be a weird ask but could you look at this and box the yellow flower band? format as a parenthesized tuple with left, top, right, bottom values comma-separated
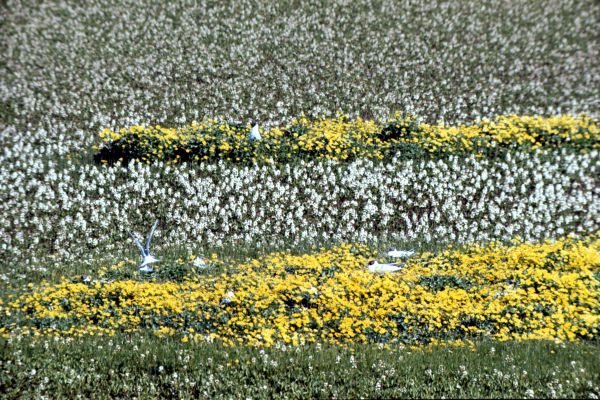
(3, 234, 599, 347)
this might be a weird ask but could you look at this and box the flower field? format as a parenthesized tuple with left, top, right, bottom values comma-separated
(95, 114, 598, 164)
(2, 0, 599, 397)
(3, 235, 599, 347)
(3, 149, 598, 269)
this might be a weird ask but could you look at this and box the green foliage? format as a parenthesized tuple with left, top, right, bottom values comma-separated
(379, 114, 423, 142)
(94, 115, 599, 166)
(418, 275, 474, 293)
(1, 335, 598, 399)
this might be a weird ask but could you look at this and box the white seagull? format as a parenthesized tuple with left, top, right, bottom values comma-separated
(128, 219, 160, 272)
(386, 248, 415, 259)
(367, 260, 403, 273)
(249, 122, 261, 141)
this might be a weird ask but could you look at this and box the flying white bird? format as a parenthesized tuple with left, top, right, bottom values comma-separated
(386, 248, 415, 258)
(249, 122, 261, 141)
(367, 260, 403, 273)
(128, 220, 160, 272)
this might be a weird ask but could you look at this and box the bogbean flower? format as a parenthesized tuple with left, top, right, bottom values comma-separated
(3, 1, 598, 134)
(3, 148, 598, 266)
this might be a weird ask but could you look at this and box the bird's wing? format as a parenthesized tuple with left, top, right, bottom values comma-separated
(128, 230, 145, 256)
(145, 219, 159, 253)
(385, 263, 403, 270)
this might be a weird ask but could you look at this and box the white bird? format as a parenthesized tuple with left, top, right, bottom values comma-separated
(386, 248, 415, 258)
(249, 122, 261, 141)
(128, 220, 160, 272)
(367, 260, 403, 273)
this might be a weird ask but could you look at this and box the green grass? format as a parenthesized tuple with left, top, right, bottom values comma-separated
(0, 234, 474, 288)
(1, 335, 598, 399)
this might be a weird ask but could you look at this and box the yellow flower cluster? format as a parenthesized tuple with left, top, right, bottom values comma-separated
(283, 115, 384, 160)
(3, 235, 599, 347)
(96, 114, 598, 164)
(415, 114, 599, 154)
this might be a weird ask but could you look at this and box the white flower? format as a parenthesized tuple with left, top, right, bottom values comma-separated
(193, 257, 207, 268)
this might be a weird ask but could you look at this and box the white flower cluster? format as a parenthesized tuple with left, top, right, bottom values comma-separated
(1, 150, 597, 263)
(1, 0, 598, 269)
(2, 0, 598, 133)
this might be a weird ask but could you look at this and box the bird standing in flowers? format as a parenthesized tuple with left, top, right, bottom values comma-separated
(386, 248, 415, 258)
(367, 260, 403, 273)
(128, 219, 160, 272)
(249, 121, 261, 141)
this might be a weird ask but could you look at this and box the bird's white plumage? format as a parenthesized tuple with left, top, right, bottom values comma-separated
(249, 123, 261, 140)
(367, 260, 403, 273)
(221, 290, 235, 304)
(386, 248, 415, 258)
(140, 254, 160, 267)
(128, 219, 161, 272)
(139, 264, 155, 273)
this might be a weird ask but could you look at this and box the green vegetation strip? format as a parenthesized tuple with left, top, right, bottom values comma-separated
(1, 336, 598, 399)
(95, 114, 599, 164)
(3, 235, 599, 347)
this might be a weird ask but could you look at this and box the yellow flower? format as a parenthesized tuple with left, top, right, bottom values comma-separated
(6, 234, 599, 347)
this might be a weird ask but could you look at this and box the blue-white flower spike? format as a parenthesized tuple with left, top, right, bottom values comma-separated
(129, 219, 160, 272)
(249, 122, 261, 141)
(386, 248, 415, 258)
(193, 256, 207, 268)
(367, 260, 403, 273)
(221, 290, 235, 304)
